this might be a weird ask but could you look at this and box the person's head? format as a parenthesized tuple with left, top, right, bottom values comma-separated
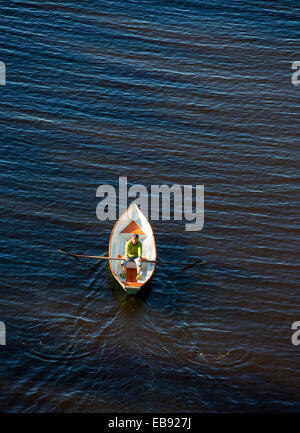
(131, 234, 139, 244)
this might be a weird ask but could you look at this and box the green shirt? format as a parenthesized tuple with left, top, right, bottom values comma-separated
(125, 240, 142, 258)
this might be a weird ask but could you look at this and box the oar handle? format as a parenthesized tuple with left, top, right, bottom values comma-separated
(59, 250, 123, 260)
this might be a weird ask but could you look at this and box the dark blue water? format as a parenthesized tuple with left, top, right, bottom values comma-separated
(0, 0, 299, 412)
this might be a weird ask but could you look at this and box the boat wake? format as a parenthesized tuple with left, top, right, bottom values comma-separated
(188, 348, 251, 369)
(24, 322, 93, 364)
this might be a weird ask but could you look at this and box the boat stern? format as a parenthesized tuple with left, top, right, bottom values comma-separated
(122, 281, 144, 295)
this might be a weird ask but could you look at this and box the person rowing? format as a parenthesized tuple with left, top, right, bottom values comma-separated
(120, 234, 143, 281)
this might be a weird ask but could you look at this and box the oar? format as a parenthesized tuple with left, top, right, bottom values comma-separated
(59, 249, 157, 264)
(59, 249, 127, 261)
(59, 249, 206, 268)
(157, 258, 206, 267)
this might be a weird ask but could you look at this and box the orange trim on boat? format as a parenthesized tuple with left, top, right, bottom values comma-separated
(123, 282, 144, 287)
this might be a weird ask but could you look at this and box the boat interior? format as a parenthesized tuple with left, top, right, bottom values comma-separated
(109, 207, 156, 289)
(117, 251, 150, 287)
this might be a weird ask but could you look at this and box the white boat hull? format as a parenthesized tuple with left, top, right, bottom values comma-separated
(108, 203, 156, 294)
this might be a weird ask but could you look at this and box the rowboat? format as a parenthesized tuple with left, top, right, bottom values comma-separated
(108, 202, 157, 294)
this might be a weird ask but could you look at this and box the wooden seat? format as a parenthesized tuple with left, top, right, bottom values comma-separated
(126, 267, 137, 282)
(118, 255, 144, 283)
(120, 221, 145, 235)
